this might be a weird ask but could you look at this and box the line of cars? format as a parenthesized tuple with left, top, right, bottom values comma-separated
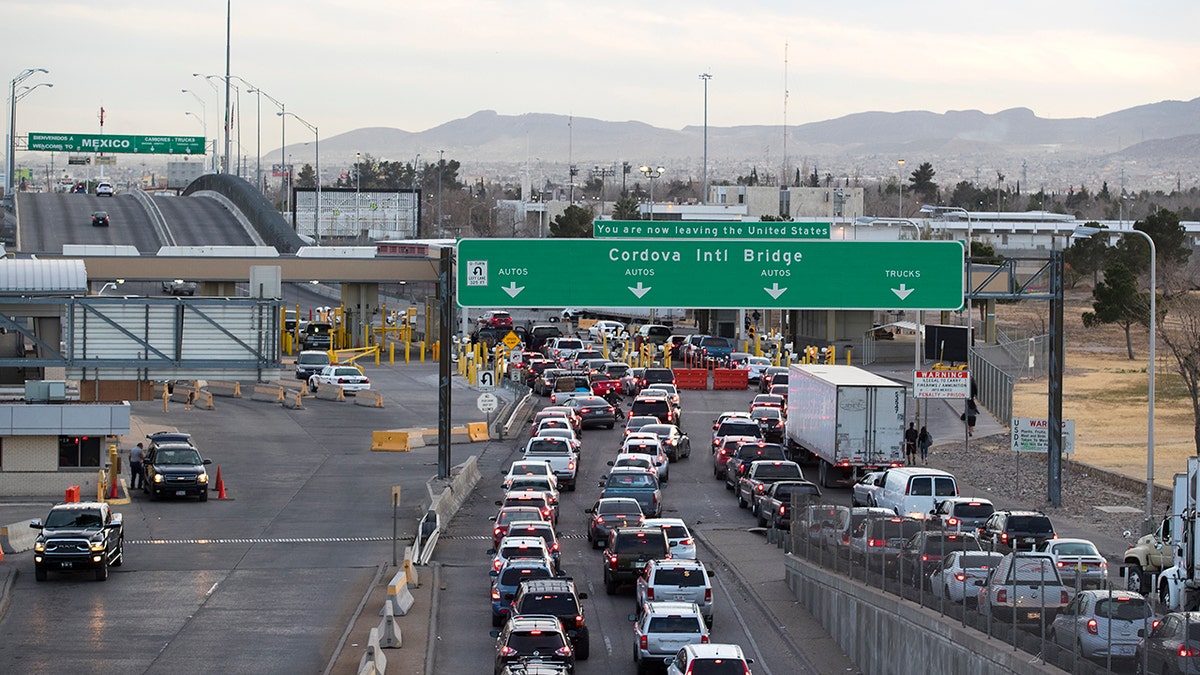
(488, 352, 756, 674)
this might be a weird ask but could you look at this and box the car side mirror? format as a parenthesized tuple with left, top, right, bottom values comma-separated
(495, 500, 503, 506)
(578, 592, 588, 599)
(489, 570, 498, 577)
(486, 549, 495, 555)
(584, 508, 594, 514)
(488, 515, 497, 521)
(607, 461, 614, 466)
(29, 520, 42, 530)
(489, 630, 500, 638)
(1138, 628, 1145, 637)
(707, 570, 717, 577)
(628, 613, 637, 622)
(974, 580, 985, 586)
(664, 658, 675, 668)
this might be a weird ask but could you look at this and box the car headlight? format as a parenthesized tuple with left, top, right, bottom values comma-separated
(153, 473, 164, 483)
(34, 541, 45, 552)
(90, 539, 106, 552)
(197, 472, 208, 483)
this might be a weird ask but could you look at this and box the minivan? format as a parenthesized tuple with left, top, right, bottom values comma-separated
(873, 467, 958, 520)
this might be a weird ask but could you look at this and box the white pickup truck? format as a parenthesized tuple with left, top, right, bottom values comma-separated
(523, 436, 578, 491)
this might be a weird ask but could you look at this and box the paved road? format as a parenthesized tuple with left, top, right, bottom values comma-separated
(17, 192, 161, 253)
(153, 194, 256, 247)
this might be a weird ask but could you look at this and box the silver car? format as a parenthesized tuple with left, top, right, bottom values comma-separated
(1036, 538, 1109, 590)
(632, 601, 710, 673)
(644, 517, 697, 560)
(1049, 589, 1153, 660)
(929, 550, 1004, 603)
(636, 558, 715, 626)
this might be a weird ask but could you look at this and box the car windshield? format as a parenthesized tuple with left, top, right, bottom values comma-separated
(626, 417, 658, 431)
(1053, 542, 1100, 556)
(632, 401, 670, 416)
(615, 532, 666, 549)
(653, 568, 706, 586)
(960, 554, 1002, 569)
(615, 457, 653, 470)
(499, 567, 552, 586)
(1006, 556, 1059, 582)
(1009, 516, 1055, 533)
(689, 660, 747, 675)
(156, 449, 201, 465)
(509, 478, 554, 492)
(700, 337, 731, 348)
(607, 473, 657, 489)
(500, 542, 545, 559)
(738, 445, 786, 460)
(298, 353, 329, 365)
(661, 524, 690, 539)
(556, 340, 583, 350)
(643, 369, 673, 382)
(517, 594, 578, 615)
(752, 408, 782, 420)
(45, 509, 103, 528)
(642, 425, 675, 437)
(333, 368, 361, 377)
(527, 439, 570, 454)
(497, 508, 545, 525)
(719, 422, 762, 437)
(573, 397, 608, 407)
(922, 536, 981, 553)
(876, 520, 922, 540)
(752, 463, 802, 479)
(648, 616, 703, 633)
(953, 502, 994, 518)
(1094, 598, 1153, 620)
(598, 500, 643, 516)
(511, 463, 551, 475)
(507, 632, 566, 653)
(774, 484, 818, 500)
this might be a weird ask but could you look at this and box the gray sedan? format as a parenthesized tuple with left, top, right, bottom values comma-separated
(640, 423, 691, 461)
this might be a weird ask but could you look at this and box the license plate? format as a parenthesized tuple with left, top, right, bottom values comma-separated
(1113, 644, 1135, 656)
(634, 561, 648, 569)
(176, 490, 187, 496)
(1026, 611, 1041, 620)
(60, 562, 73, 568)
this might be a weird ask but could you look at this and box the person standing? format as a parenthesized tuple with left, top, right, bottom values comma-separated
(918, 426, 932, 464)
(964, 398, 979, 436)
(129, 442, 146, 490)
(904, 422, 919, 465)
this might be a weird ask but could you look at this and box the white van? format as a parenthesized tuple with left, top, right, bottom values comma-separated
(873, 467, 958, 519)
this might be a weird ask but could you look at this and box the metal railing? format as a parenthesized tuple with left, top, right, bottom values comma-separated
(968, 349, 1014, 427)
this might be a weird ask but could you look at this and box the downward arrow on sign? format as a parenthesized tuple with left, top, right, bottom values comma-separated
(502, 282, 525, 298)
(892, 283, 914, 300)
(628, 282, 652, 298)
(764, 282, 787, 299)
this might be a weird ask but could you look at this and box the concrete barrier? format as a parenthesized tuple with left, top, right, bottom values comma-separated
(403, 545, 418, 588)
(429, 456, 481, 533)
(467, 421, 489, 442)
(169, 385, 195, 403)
(2, 519, 38, 553)
(354, 391, 385, 408)
(357, 627, 387, 675)
(206, 381, 242, 398)
(251, 384, 285, 403)
(193, 390, 215, 410)
(371, 431, 411, 452)
(315, 384, 346, 401)
(282, 389, 305, 410)
(783, 553, 1060, 675)
(383, 568, 416, 616)
(400, 428, 427, 448)
(376, 599, 403, 649)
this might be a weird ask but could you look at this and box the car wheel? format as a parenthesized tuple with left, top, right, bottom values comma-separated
(576, 632, 590, 660)
(199, 489, 208, 502)
(605, 574, 617, 596)
(756, 510, 768, 528)
(34, 566, 46, 582)
(95, 560, 109, 581)
(492, 613, 504, 628)
(1126, 563, 1148, 594)
(737, 493, 747, 509)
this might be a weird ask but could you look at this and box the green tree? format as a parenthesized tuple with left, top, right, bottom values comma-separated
(1063, 222, 1109, 288)
(1157, 293, 1200, 454)
(1082, 261, 1150, 360)
(908, 162, 939, 203)
(1112, 209, 1192, 285)
(550, 205, 594, 238)
(611, 197, 640, 220)
(295, 164, 315, 188)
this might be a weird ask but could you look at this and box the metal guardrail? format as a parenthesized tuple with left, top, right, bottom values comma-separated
(131, 188, 175, 246)
(968, 349, 1013, 426)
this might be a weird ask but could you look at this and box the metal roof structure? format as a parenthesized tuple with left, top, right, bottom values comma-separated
(0, 259, 88, 295)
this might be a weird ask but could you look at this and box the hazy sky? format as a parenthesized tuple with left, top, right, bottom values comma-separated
(9, 0, 1200, 149)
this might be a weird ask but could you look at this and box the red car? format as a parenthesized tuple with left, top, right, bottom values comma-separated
(590, 378, 621, 396)
(479, 310, 513, 328)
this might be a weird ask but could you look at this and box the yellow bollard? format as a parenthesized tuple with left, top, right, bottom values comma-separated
(405, 341, 411, 364)
(389, 342, 395, 364)
(419, 341, 426, 363)
(433, 341, 440, 361)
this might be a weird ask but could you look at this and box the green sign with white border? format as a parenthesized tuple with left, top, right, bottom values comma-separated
(27, 132, 205, 155)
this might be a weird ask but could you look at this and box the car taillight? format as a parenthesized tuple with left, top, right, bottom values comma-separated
(1181, 646, 1200, 658)
(704, 588, 712, 602)
(701, 634, 710, 644)
(607, 406, 614, 414)
(868, 539, 883, 547)
(1087, 619, 1098, 635)
(947, 518, 958, 526)
(493, 559, 503, 571)
(954, 573, 966, 582)
(996, 589, 1007, 603)
(1061, 590, 1070, 604)
(1152, 619, 1161, 630)
(575, 614, 584, 628)
(755, 484, 765, 493)
(681, 538, 693, 546)
(551, 542, 560, 552)
(567, 461, 575, 471)
(580, 408, 590, 414)
(921, 554, 929, 562)
(595, 516, 604, 524)
(1056, 562, 1065, 568)
(646, 588, 654, 600)
(494, 527, 503, 536)
(608, 554, 618, 570)
(500, 646, 518, 656)
(492, 588, 501, 600)
(555, 646, 572, 657)
(362, 377, 369, 383)
(640, 635, 648, 650)
(1000, 533, 1009, 542)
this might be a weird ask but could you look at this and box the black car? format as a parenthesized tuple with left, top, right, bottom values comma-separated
(629, 396, 677, 427)
(30, 501, 124, 581)
(302, 321, 334, 350)
(890, 531, 984, 588)
(639, 423, 691, 461)
(143, 442, 213, 501)
(147, 430, 193, 451)
(91, 210, 110, 227)
(723, 442, 787, 491)
(586, 498, 645, 548)
(602, 526, 671, 595)
(979, 510, 1056, 552)
(750, 406, 785, 443)
(510, 578, 591, 660)
(759, 366, 789, 394)
(491, 615, 576, 675)
(563, 395, 617, 430)
(639, 368, 675, 390)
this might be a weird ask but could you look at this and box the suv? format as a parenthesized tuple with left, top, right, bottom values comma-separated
(529, 324, 563, 351)
(490, 615, 575, 675)
(640, 367, 676, 390)
(143, 442, 213, 501)
(490, 558, 556, 626)
(96, 181, 114, 197)
(480, 310, 514, 328)
(302, 321, 334, 350)
(633, 601, 710, 674)
(636, 558, 715, 626)
(723, 442, 787, 491)
(930, 497, 995, 532)
(30, 501, 125, 581)
(510, 578, 591, 660)
(979, 510, 1056, 552)
(630, 396, 676, 427)
(635, 324, 673, 347)
(295, 350, 331, 379)
(603, 526, 671, 595)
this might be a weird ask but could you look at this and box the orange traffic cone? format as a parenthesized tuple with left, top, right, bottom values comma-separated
(215, 466, 227, 499)
(108, 475, 119, 500)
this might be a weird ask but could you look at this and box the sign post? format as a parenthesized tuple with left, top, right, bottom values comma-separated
(457, 239, 964, 311)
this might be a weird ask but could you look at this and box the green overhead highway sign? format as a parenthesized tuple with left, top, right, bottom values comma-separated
(27, 132, 205, 155)
(593, 220, 831, 239)
(457, 239, 964, 310)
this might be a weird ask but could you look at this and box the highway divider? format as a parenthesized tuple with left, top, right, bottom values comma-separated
(357, 626, 387, 674)
(673, 368, 708, 390)
(712, 368, 749, 390)
(1, 519, 38, 553)
(314, 383, 346, 402)
(354, 391, 385, 408)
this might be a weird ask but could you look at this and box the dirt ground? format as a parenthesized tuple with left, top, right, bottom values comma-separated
(1007, 288, 1196, 487)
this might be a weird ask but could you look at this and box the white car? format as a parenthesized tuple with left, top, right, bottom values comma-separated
(502, 460, 558, 491)
(587, 320, 626, 341)
(622, 435, 670, 482)
(307, 365, 370, 393)
(851, 471, 886, 507)
(745, 356, 773, 383)
(929, 550, 1004, 603)
(96, 181, 114, 197)
(644, 517, 697, 559)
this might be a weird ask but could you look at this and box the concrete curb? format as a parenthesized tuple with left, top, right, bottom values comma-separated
(423, 562, 441, 675)
(322, 562, 387, 675)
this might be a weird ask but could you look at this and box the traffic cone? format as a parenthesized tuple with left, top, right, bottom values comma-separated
(215, 466, 227, 499)
(108, 475, 119, 500)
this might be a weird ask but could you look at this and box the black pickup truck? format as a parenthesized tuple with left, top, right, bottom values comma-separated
(31, 501, 124, 581)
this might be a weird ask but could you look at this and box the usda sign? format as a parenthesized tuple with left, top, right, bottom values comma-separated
(27, 132, 205, 155)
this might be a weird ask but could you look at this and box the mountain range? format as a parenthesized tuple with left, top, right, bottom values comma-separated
(269, 98, 1200, 192)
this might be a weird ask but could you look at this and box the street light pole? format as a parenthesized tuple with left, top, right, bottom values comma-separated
(639, 165, 665, 220)
(700, 72, 712, 204)
(356, 151, 361, 240)
(182, 89, 213, 172)
(897, 159, 906, 217)
(1074, 225, 1156, 531)
(279, 111, 318, 244)
(7, 68, 49, 205)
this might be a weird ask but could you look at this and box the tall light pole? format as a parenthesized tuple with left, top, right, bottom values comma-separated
(223, 0, 232, 175)
(197, 72, 234, 175)
(700, 72, 712, 204)
(7, 68, 50, 205)
(355, 151, 361, 239)
(279, 111, 318, 244)
(182, 89, 215, 172)
(897, 159, 906, 217)
(247, 86, 284, 202)
(639, 165, 665, 220)
(229, 76, 261, 189)
(1074, 224, 1156, 532)
(437, 149, 444, 238)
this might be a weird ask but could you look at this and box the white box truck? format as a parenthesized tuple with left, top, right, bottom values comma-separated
(786, 364, 906, 488)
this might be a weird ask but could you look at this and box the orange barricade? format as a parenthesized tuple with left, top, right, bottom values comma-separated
(65, 485, 81, 503)
(712, 368, 749, 390)
(672, 368, 709, 390)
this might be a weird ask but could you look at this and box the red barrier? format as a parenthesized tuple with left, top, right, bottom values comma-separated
(712, 368, 749, 390)
(672, 368, 709, 390)
(65, 485, 81, 503)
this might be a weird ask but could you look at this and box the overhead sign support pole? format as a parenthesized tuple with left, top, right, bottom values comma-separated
(437, 246, 453, 480)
